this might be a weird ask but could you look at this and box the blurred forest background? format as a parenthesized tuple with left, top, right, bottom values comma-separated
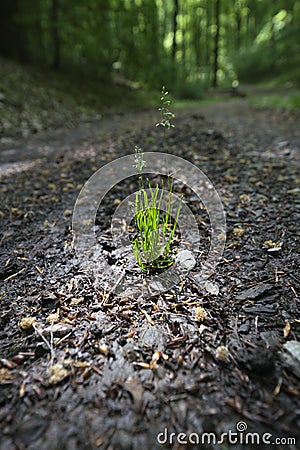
(0, 0, 300, 139)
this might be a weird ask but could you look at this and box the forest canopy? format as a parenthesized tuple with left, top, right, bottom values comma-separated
(0, 0, 299, 96)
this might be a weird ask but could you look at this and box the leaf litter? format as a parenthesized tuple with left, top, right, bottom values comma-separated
(0, 101, 300, 448)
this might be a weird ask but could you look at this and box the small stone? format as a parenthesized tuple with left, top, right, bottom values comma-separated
(205, 281, 219, 296)
(176, 250, 196, 271)
(281, 340, 300, 378)
(43, 323, 72, 337)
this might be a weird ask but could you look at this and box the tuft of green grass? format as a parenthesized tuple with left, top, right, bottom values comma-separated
(131, 88, 182, 272)
(131, 179, 182, 271)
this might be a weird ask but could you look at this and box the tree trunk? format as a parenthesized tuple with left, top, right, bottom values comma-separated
(205, 0, 210, 67)
(235, 3, 241, 50)
(0, 0, 17, 58)
(193, 7, 202, 69)
(51, 0, 60, 69)
(181, 2, 186, 74)
(212, 0, 220, 88)
(149, 1, 159, 62)
(171, 0, 179, 62)
(248, 0, 257, 40)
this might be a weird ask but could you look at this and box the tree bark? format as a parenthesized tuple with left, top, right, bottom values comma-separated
(212, 0, 220, 88)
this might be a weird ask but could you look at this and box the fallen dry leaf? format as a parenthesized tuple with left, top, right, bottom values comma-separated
(233, 227, 245, 237)
(215, 345, 229, 362)
(46, 309, 60, 324)
(283, 321, 291, 339)
(150, 350, 161, 369)
(19, 317, 37, 330)
(140, 309, 154, 325)
(99, 344, 109, 356)
(70, 297, 84, 306)
(48, 364, 68, 385)
(239, 194, 251, 203)
(194, 306, 207, 322)
(0, 368, 14, 383)
(132, 362, 150, 369)
(63, 359, 90, 368)
(263, 240, 283, 252)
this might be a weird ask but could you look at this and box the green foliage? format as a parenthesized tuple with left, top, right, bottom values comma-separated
(249, 91, 300, 110)
(234, 45, 277, 83)
(1, 0, 300, 96)
(173, 81, 204, 100)
(235, 5, 300, 87)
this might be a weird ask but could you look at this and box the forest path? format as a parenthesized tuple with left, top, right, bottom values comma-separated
(198, 98, 300, 148)
(1, 99, 300, 450)
(1, 97, 299, 171)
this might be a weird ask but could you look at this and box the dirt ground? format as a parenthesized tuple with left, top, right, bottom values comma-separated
(0, 100, 299, 449)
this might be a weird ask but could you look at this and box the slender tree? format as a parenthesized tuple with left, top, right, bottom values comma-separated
(205, 0, 211, 72)
(172, 0, 179, 62)
(192, 4, 202, 71)
(212, 0, 220, 87)
(235, 1, 242, 50)
(181, 1, 186, 74)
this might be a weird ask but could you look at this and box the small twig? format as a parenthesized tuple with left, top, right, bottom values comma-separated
(92, 366, 103, 376)
(50, 322, 54, 363)
(272, 377, 283, 397)
(234, 315, 240, 345)
(4, 268, 25, 282)
(54, 331, 74, 347)
(240, 338, 257, 348)
(101, 269, 126, 305)
(140, 308, 154, 325)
